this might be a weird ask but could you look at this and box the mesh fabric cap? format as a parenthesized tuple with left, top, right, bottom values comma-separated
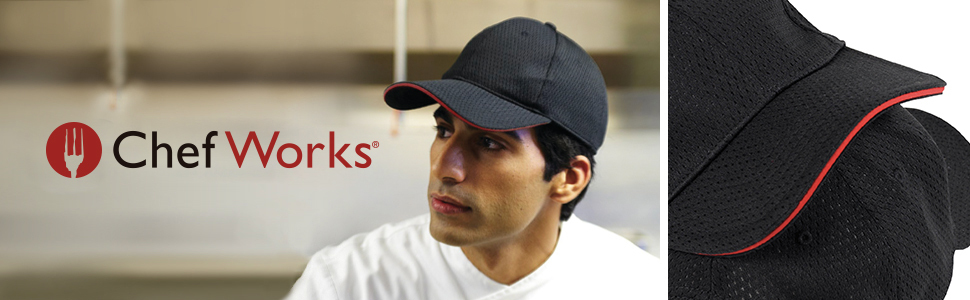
(670, 0, 970, 297)
(912, 109, 970, 250)
(384, 17, 608, 151)
(669, 0, 843, 197)
(670, 106, 970, 299)
(670, 0, 949, 255)
(670, 47, 945, 255)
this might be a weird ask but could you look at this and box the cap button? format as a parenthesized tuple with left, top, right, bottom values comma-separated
(544, 22, 556, 30)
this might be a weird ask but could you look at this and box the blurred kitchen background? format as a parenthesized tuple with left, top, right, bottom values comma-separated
(0, 0, 659, 299)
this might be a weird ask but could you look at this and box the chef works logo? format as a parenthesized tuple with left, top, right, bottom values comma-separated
(46, 122, 103, 178)
(46, 123, 378, 177)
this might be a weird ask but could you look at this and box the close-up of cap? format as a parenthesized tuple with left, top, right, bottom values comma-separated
(383, 17, 608, 152)
(669, 0, 970, 298)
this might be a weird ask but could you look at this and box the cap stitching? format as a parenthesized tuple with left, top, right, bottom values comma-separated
(667, 4, 844, 201)
(696, 86, 945, 256)
(534, 29, 560, 108)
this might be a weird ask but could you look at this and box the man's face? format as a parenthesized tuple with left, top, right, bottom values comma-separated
(427, 107, 556, 247)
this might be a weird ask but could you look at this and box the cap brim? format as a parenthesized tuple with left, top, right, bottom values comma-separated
(384, 79, 550, 131)
(669, 47, 947, 256)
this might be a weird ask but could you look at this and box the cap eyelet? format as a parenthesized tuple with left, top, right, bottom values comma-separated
(798, 230, 813, 245)
(893, 168, 906, 181)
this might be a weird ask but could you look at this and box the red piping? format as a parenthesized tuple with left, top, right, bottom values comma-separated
(384, 82, 549, 132)
(700, 86, 946, 256)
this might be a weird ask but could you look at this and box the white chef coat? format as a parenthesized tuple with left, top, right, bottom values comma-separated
(285, 213, 661, 300)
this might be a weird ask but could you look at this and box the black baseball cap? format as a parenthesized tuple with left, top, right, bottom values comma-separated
(669, 0, 970, 298)
(383, 17, 608, 152)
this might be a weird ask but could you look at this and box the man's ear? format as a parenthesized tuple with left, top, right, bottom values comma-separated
(550, 155, 592, 204)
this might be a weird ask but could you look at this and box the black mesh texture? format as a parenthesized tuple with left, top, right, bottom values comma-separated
(443, 17, 557, 111)
(384, 80, 551, 130)
(533, 32, 608, 151)
(668, 0, 843, 196)
(384, 17, 608, 151)
(669, 106, 959, 299)
(669, 46, 945, 254)
(910, 109, 970, 249)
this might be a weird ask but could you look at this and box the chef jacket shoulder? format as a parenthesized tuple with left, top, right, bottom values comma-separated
(285, 214, 447, 300)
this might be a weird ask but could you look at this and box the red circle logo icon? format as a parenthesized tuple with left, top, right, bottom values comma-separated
(46, 122, 102, 178)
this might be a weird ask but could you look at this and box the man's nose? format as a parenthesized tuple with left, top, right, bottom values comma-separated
(432, 140, 466, 185)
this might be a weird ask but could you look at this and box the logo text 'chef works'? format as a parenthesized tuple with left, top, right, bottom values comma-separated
(46, 122, 379, 177)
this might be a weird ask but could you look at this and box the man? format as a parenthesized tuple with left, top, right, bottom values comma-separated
(286, 17, 659, 300)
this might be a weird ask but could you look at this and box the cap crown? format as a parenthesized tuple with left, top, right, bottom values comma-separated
(444, 17, 608, 151)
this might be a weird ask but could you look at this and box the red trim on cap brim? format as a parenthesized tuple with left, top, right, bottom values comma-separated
(699, 86, 946, 256)
(384, 82, 550, 132)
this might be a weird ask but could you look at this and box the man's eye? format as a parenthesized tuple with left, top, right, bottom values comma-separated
(433, 125, 452, 138)
(480, 136, 503, 151)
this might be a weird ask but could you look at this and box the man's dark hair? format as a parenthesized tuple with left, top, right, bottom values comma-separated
(534, 124, 596, 221)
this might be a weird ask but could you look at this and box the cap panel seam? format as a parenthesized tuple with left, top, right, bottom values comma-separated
(668, 3, 844, 201)
(528, 32, 601, 152)
(534, 30, 560, 106)
(695, 86, 945, 256)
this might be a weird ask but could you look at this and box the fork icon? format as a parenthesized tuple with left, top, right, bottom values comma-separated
(64, 128, 84, 178)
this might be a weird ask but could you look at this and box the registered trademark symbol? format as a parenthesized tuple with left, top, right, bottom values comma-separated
(372, 141, 379, 148)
